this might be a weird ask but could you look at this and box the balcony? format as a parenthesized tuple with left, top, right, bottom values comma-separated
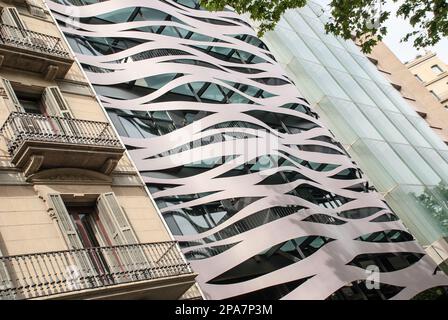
(0, 112, 125, 177)
(0, 24, 74, 80)
(0, 241, 197, 300)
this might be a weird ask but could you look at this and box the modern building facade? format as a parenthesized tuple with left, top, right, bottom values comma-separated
(0, 0, 198, 299)
(48, 0, 448, 299)
(262, 2, 448, 272)
(406, 52, 448, 109)
(361, 42, 448, 144)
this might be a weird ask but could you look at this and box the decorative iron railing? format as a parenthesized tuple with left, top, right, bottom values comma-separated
(0, 23, 70, 58)
(0, 241, 194, 299)
(0, 112, 122, 157)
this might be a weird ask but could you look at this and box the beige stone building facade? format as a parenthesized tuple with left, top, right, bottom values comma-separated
(0, 0, 198, 299)
(406, 52, 448, 109)
(362, 42, 448, 144)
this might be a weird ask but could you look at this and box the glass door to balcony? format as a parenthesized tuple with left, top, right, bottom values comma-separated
(68, 207, 118, 286)
(19, 98, 42, 115)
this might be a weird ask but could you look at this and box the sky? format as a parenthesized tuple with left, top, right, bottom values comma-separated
(381, 2, 448, 64)
(315, 0, 448, 64)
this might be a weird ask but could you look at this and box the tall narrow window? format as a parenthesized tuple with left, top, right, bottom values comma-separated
(48, 193, 150, 284)
(25, 0, 46, 18)
(0, 7, 27, 29)
(17, 92, 42, 114)
(430, 90, 441, 101)
(42, 86, 73, 118)
(0, 7, 29, 41)
(67, 205, 118, 283)
(47, 194, 97, 281)
(431, 64, 443, 75)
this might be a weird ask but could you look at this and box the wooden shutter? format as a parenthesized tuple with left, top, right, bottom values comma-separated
(1, 78, 22, 112)
(97, 193, 139, 245)
(96, 193, 151, 272)
(48, 194, 83, 249)
(25, 0, 46, 18)
(1, 7, 27, 29)
(47, 194, 97, 282)
(42, 87, 76, 137)
(42, 87, 72, 118)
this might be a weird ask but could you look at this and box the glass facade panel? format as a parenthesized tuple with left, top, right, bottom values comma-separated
(352, 139, 421, 186)
(290, 59, 349, 101)
(318, 97, 383, 144)
(330, 45, 370, 78)
(357, 104, 408, 144)
(298, 34, 345, 71)
(263, 2, 448, 250)
(355, 77, 400, 112)
(390, 143, 441, 186)
(327, 68, 376, 105)
(386, 112, 431, 148)
(386, 186, 448, 243)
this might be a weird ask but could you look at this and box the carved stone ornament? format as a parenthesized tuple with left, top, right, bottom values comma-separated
(27, 168, 112, 185)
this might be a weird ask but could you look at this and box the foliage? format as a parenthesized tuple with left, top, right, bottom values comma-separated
(415, 181, 448, 233)
(200, 0, 448, 53)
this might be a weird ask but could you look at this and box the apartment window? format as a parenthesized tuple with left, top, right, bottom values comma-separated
(414, 74, 423, 82)
(68, 205, 110, 249)
(0, 7, 27, 30)
(48, 193, 149, 283)
(17, 92, 42, 114)
(0, 78, 73, 117)
(430, 90, 441, 101)
(25, 0, 46, 18)
(431, 64, 443, 75)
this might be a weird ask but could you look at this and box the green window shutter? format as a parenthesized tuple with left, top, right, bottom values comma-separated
(1, 78, 22, 112)
(42, 87, 73, 118)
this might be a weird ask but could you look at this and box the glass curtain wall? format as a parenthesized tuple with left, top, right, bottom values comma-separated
(263, 2, 448, 254)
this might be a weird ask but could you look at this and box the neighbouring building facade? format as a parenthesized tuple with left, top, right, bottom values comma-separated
(0, 0, 198, 299)
(362, 42, 448, 144)
(48, 0, 448, 300)
(406, 52, 448, 110)
(262, 2, 448, 273)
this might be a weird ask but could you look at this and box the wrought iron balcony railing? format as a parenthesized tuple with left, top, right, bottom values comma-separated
(0, 241, 194, 300)
(0, 23, 70, 59)
(0, 112, 122, 158)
